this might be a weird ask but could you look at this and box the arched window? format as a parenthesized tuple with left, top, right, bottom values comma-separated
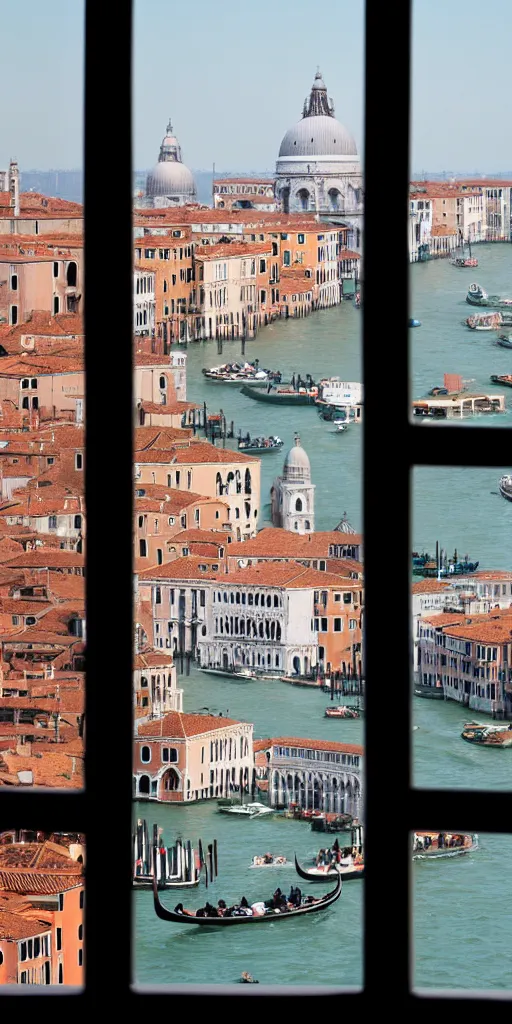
(305, 520, 311, 530)
(140, 746, 151, 764)
(235, 470, 242, 494)
(295, 497, 303, 512)
(297, 188, 310, 211)
(244, 469, 252, 494)
(226, 471, 234, 494)
(159, 376, 166, 390)
(216, 472, 223, 496)
(66, 262, 77, 287)
(138, 775, 150, 795)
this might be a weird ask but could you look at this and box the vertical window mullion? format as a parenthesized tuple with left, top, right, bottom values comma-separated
(363, 0, 412, 999)
(84, 0, 134, 1000)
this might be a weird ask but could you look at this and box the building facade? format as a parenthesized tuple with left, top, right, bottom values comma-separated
(255, 736, 363, 816)
(133, 711, 253, 802)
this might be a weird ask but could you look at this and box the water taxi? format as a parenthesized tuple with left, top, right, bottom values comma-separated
(325, 705, 361, 719)
(412, 832, 478, 857)
(466, 283, 512, 309)
(218, 802, 274, 818)
(461, 722, 512, 747)
(294, 853, 364, 882)
(498, 475, 512, 501)
(490, 374, 512, 388)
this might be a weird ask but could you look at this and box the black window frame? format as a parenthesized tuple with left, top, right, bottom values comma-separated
(0, 0, 510, 1008)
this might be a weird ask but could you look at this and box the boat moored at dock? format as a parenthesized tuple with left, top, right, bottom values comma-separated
(241, 383, 319, 404)
(461, 722, 512, 747)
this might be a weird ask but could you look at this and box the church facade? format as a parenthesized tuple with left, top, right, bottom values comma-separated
(275, 71, 363, 249)
(271, 434, 315, 534)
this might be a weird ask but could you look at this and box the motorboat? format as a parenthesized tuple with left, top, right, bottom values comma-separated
(464, 312, 502, 330)
(466, 283, 512, 309)
(451, 256, 478, 268)
(237, 434, 283, 454)
(496, 333, 512, 349)
(218, 802, 274, 818)
(241, 384, 318, 405)
(333, 420, 349, 432)
(250, 851, 288, 868)
(325, 705, 360, 719)
(152, 869, 342, 926)
(490, 374, 512, 388)
(498, 475, 512, 501)
(294, 854, 364, 883)
(203, 361, 284, 385)
(461, 722, 512, 747)
(412, 832, 478, 857)
(409, 318, 422, 327)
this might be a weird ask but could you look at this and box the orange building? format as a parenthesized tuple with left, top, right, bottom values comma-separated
(0, 236, 83, 326)
(134, 485, 230, 567)
(134, 232, 195, 344)
(0, 837, 84, 986)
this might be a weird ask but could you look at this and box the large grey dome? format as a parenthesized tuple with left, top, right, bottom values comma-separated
(146, 118, 197, 200)
(278, 115, 357, 159)
(283, 434, 311, 482)
(146, 161, 196, 197)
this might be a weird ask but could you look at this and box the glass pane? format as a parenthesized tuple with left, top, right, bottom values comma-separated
(412, 466, 512, 789)
(133, 0, 364, 988)
(413, 831, 512, 991)
(410, 2, 512, 426)
(0, 829, 85, 987)
(0, 4, 85, 792)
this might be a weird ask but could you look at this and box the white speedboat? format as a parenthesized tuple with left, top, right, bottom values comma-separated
(333, 420, 349, 432)
(218, 802, 273, 818)
(250, 855, 288, 867)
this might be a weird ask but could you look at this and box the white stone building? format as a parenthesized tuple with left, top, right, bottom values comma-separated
(275, 70, 363, 249)
(198, 563, 319, 677)
(256, 737, 363, 816)
(271, 434, 315, 534)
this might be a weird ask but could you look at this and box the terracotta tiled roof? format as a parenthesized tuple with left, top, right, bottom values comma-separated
(137, 711, 245, 738)
(134, 646, 174, 670)
(0, 909, 52, 939)
(195, 242, 273, 260)
(442, 615, 512, 645)
(2, 551, 84, 568)
(412, 580, 451, 593)
(227, 528, 362, 559)
(135, 442, 256, 466)
(137, 556, 222, 581)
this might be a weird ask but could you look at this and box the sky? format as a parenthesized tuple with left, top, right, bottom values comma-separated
(1, 0, 511, 173)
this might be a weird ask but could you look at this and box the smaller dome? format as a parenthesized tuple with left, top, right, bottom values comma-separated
(334, 512, 357, 534)
(283, 434, 311, 482)
(312, 70, 326, 91)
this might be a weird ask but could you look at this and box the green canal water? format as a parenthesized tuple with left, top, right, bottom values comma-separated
(133, 244, 512, 990)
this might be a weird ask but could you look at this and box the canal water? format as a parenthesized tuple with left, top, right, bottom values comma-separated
(133, 244, 512, 990)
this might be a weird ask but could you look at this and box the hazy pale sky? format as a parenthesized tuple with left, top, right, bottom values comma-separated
(1, 0, 511, 173)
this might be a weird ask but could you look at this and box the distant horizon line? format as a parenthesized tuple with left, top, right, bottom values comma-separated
(16, 167, 512, 178)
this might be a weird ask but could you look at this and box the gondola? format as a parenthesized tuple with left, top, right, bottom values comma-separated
(294, 854, 364, 883)
(152, 863, 342, 925)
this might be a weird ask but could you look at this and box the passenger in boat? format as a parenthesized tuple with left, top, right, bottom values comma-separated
(288, 885, 302, 907)
(263, 852, 273, 864)
(174, 903, 196, 917)
(438, 833, 445, 849)
(251, 901, 266, 917)
(217, 900, 227, 917)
